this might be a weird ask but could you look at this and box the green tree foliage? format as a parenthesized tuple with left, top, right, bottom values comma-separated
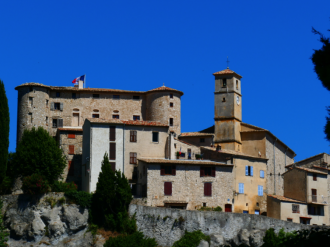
(0, 80, 9, 182)
(103, 231, 157, 247)
(13, 127, 66, 183)
(172, 230, 210, 247)
(91, 153, 134, 233)
(311, 27, 330, 141)
(0, 199, 9, 246)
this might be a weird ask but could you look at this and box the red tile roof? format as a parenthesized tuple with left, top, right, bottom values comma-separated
(213, 69, 242, 79)
(138, 158, 232, 166)
(267, 194, 305, 203)
(179, 132, 214, 137)
(57, 128, 83, 132)
(87, 118, 168, 127)
(147, 85, 183, 95)
(282, 166, 328, 176)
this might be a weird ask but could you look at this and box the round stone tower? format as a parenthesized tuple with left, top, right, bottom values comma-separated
(146, 86, 183, 135)
(16, 83, 51, 144)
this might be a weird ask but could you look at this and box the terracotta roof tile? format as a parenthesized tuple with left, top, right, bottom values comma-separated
(201, 146, 268, 160)
(282, 166, 328, 176)
(138, 158, 232, 166)
(267, 194, 305, 203)
(213, 69, 242, 79)
(147, 85, 183, 95)
(57, 128, 83, 132)
(179, 132, 214, 137)
(87, 118, 168, 127)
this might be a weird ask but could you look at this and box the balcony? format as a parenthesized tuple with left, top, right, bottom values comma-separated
(307, 195, 328, 205)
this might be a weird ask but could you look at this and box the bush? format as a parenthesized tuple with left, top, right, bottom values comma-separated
(0, 198, 8, 247)
(173, 230, 210, 247)
(213, 206, 222, 212)
(198, 206, 222, 212)
(22, 174, 50, 195)
(65, 191, 92, 208)
(13, 127, 66, 184)
(51, 181, 77, 193)
(104, 231, 157, 247)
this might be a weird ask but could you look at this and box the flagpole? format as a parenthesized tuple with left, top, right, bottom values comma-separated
(85, 74, 86, 89)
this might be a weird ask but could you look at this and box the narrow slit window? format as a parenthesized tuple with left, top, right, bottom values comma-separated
(222, 98, 226, 102)
(169, 118, 173, 126)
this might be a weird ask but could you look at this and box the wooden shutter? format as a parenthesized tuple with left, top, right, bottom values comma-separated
(50, 102, 54, 111)
(110, 126, 116, 141)
(133, 131, 137, 142)
(211, 167, 216, 177)
(204, 183, 211, 196)
(164, 182, 172, 196)
(172, 165, 176, 176)
(69, 145, 74, 155)
(200, 167, 205, 177)
(245, 166, 248, 176)
(161, 166, 165, 175)
(133, 153, 137, 164)
(60, 102, 64, 111)
(130, 131, 133, 142)
(68, 161, 74, 176)
(68, 133, 75, 139)
(110, 143, 116, 160)
(110, 162, 116, 172)
(250, 166, 253, 176)
(58, 118, 63, 128)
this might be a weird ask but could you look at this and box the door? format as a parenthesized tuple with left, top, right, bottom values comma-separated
(72, 113, 79, 126)
(225, 204, 232, 212)
(312, 189, 317, 202)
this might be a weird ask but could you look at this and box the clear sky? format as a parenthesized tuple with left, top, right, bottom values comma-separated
(1, 0, 329, 162)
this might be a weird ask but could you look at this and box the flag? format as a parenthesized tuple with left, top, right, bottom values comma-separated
(179, 147, 181, 155)
(72, 75, 85, 84)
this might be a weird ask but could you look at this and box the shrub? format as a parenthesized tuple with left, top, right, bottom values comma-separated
(104, 231, 157, 247)
(51, 181, 77, 193)
(213, 206, 222, 212)
(22, 174, 50, 195)
(0, 198, 9, 246)
(173, 230, 210, 247)
(13, 127, 66, 184)
(65, 191, 92, 208)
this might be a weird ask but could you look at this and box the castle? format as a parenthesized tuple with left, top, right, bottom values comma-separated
(15, 68, 330, 224)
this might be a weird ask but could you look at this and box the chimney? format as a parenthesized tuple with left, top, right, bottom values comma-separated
(78, 80, 84, 89)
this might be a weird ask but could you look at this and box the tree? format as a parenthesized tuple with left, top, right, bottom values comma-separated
(0, 80, 9, 182)
(13, 127, 66, 184)
(311, 27, 330, 141)
(91, 153, 134, 233)
(0, 199, 9, 246)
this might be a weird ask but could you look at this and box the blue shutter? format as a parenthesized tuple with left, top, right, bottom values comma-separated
(245, 166, 248, 176)
(258, 185, 263, 196)
(239, 183, 244, 194)
(251, 166, 253, 176)
(260, 170, 264, 178)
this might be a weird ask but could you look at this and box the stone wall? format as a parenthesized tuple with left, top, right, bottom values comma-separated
(129, 204, 319, 247)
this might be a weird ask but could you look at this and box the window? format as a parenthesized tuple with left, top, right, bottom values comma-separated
(308, 205, 324, 216)
(113, 95, 120, 99)
(109, 143, 116, 160)
(133, 96, 140, 100)
(29, 97, 33, 107)
(112, 115, 119, 119)
(256, 202, 259, 207)
(245, 166, 253, 176)
(69, 145, 74, 155)
(287, 218, 293, 222)
(46, 99, 49, 107)
(292, 204, 300, 213)
(313, 173, 317, 181)
(222, 79, 227, 87)
(258, 185, 263, 196)
(28, 113, 32, 123)
(93, 94, 99, 99)
(29, 87, 33, 92)
(243, 211, 248, 214)
(53, 102, 62, 111)
(170, 102, 173, 107)
(188, 149, 192, 159)
(260, 170, 264, 178)
(133, 115, 140, 121)
(312, 189, 317, 202)
(130, 131, 137, 142)
(200, 138, 205, 143)
(56, 92, 60, 98)
(152, 132, 159, 142)
(68, 161, 74, 176)
(161, 165, 176, 176)
(110, 162, 116, 172)
(169, 118, 173, 126)
(72, 93, 76, 99)
(239, 183, 244, 194)
(200, 166, 215, 177)
(46, 116, 48, 125)
(255, 210, 260, 215)
(92, 114, 99, 118)
(170, 93, 173, 99)
(130, 152, 137, 164)
(164, 182, 172, 196)
(204, 182, 212, 196)
(236, 80, 239, 90)
(52, 118, 63, 128)
(68, 133, 75, 139)
(109, 126, 116, 141)
(203, 203, 207, 207)
(222, 97, 226, 102)
(180, 152, 185, 157)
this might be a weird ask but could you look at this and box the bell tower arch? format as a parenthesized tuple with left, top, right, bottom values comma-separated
(213, 68, 242, 151)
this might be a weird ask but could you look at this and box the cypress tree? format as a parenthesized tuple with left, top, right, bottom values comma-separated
(0, 80, 9, 182)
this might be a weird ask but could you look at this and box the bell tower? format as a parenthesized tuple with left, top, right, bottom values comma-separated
(213, 68, 243, 151)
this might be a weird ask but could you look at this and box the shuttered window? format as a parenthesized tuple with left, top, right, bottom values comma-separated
(258, 185, 263, 196)
(130, 152, 137, 164)
(204, 183, 212, 196)
(110, 162, 116, 172)
(68, 133, 75, 139)
(69, 145, 74, 155)
(260, 170, 264, 178)
(68, 161, 74, 176)
(160, 165, 176, 175)
(200, 167, 215, 177)
(245, 166, 253, 176)
(110, 126, 116, 141)
(239, 183, 244, 194)
(110, 143, 116, 160)
(164, 182, 172, 196)
(130, 131, 137, 142)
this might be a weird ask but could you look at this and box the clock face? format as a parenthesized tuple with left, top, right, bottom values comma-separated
(236, 96, 240, 105)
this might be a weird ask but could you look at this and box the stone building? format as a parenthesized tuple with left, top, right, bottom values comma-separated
(267, 167, 329, 225)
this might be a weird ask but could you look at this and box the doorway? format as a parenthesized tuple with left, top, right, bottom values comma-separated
(225, 204, 232, 212)
(72, 113, 79, 126)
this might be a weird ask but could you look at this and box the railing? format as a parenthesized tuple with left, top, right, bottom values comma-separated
(307, 195, 327, 204)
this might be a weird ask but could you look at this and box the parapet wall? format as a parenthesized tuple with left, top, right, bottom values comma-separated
(129, 204, 320, 247)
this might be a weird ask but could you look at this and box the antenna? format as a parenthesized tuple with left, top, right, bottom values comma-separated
(227, 56, 230, 69)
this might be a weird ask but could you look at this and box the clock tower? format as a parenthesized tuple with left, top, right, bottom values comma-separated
(213, 68, 242, 151)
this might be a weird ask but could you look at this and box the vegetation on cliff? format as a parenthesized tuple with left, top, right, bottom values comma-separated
(0, 80, 9, 183)
(172, 230, 210, 247)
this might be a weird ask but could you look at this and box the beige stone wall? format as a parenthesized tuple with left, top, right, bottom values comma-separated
(267, 197, 281, 219)
(178, 136, 213, 147)
(265, 134, 295, 196)
(139, 161, 233, 210)
(241, 132, 266, 158)
(306, 172, 328, 204)
(173, 140, 201, 160)
(290, 153, 330, 168)
(283, 169, 306, 202)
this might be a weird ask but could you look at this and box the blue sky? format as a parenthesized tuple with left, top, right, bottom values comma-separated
(1, 0, 329, 161)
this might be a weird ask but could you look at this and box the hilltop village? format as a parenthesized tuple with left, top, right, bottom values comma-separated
(15, 68, 330, 226)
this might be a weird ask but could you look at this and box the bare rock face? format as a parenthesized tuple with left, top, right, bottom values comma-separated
(1, 193, 90, 246)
